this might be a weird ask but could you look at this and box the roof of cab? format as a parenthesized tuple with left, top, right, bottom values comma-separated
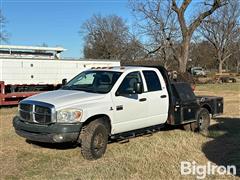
(90, 66, 156, 72)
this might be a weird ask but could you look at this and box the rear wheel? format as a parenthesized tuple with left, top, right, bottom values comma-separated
(197, 108, 210, 132)
(182, 123, 191, 131)
(182, 108, 210, 135)
(182, 122, 197, 131)
(79, 119, 109, 160)
(196, 108, 210, 135)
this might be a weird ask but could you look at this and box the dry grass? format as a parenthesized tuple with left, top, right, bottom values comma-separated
(195, 83, 240, 117)
(0, 83, 239, 180)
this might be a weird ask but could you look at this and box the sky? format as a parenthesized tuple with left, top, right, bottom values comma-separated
(1, 0, 133, 58)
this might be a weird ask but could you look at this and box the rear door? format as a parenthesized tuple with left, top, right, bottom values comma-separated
(142, 70, 169, 124)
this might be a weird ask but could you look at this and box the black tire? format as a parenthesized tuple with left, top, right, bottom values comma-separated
(182, 123, 191, 131)
(182, 122, 197, 131)
(182, 108, 210, 133)
(196, 108, 210, 135)
(79, 119, 109, 160)
(232, 78, 237, 83)
(190, 121, 198, 132)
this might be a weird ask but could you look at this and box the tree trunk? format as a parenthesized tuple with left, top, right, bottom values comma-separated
(218, 61, 223, 74)
(237, 60, 240, 74)
(217, 51, 223, 74)
(178, 36, 190, 73)
(164, 61, 169, 69)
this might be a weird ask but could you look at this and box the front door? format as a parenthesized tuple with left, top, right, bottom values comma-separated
(112, 71, 149, 134)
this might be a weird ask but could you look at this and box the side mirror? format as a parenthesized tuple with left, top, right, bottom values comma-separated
(133, 82, 143, 94)
(62, 78, 67, 85)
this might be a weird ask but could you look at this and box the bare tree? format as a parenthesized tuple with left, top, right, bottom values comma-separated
(130, 0, 225, 72)
(236, 41, 240, 73)
(81, 14, 143, 61)
(130, 0, 179, 69)
(120, 36, 146, 61)
(199, 0, 240, 73)
(0, 10, 8, 43)
(228, 40, 240, 73)
(190, 41, 216, 69)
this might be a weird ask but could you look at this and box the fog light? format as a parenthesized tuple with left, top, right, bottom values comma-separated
(53, 134, 64, 142)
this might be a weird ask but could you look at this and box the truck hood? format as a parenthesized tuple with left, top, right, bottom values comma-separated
(23, 90, 106, 109)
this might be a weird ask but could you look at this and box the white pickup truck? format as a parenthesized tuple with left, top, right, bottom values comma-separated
(13, 66, 223, 160)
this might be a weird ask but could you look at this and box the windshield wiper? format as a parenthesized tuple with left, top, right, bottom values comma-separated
(62, 86, 106, 94)
(67, 87, 97, 93)
(61, 86, 72, 90)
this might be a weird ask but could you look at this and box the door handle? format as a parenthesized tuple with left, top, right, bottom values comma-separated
(139, 98, 147, 102)
(116, 105, 123, 111)
(160, 95, 167, 98)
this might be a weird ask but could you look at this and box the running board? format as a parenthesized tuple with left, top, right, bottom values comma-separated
(111, 124, 165, 141)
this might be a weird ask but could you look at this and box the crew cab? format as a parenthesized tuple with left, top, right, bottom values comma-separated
(13, 66, 223, 160)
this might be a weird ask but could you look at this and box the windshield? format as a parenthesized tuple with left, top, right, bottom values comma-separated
(62, 70, 122, 94)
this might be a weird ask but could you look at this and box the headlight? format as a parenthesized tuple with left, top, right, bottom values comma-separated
(57, 109, 82, 123)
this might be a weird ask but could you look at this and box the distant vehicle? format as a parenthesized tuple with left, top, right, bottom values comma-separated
(189, 67, 207, 76)
(13, 66, 223, 160)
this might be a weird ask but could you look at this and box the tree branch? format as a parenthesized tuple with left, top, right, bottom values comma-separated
(222, 53, 231, 63)
(171, 0, 179, 12)
(180, 0, 192, 12)
(172, 0, 189, 36)
(189, 0, 225, 34)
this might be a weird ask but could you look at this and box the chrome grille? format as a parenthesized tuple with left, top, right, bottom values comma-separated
(19, 101, 55, 124)
(20, 103, 32, 112)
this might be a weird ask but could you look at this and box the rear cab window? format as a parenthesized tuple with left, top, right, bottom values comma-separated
(143, 70, 162, 92)
(172, 83, 196, 102)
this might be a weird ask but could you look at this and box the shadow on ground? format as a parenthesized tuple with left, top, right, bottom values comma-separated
(26, 140, 78, 150)
(202, 117, 240, 177)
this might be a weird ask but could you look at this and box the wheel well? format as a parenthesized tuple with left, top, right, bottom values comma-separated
(201, 104, 212, 114)
(82, 114, 111, 133)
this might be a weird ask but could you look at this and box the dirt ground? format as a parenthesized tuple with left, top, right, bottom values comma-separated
(0, 83, 239, 180)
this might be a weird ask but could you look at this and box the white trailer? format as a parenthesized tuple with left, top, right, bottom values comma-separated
(0, 57, 119, 106)
(0, 58, 120, 85)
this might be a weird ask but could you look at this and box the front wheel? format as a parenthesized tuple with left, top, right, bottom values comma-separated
(79, 119, 109, 160)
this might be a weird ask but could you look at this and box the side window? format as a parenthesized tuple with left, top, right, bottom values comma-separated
(117, 71, 142, 94)
(143, 70, 162, 92)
